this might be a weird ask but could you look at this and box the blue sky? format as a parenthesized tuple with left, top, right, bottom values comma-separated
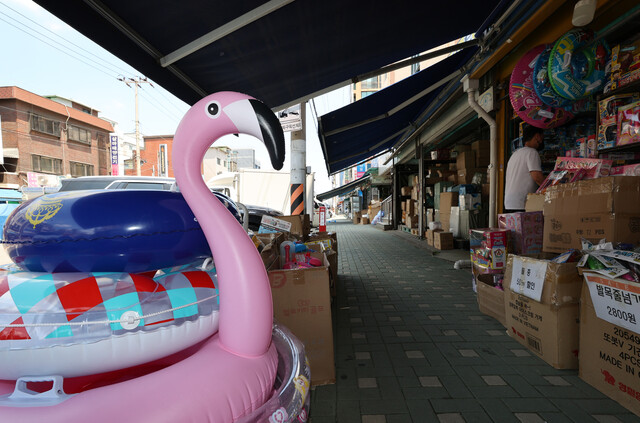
(0, 0, 348, 192)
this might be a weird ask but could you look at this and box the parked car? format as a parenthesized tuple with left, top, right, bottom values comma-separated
(58, 176, 176, 192)
(58, 176, 282, 231)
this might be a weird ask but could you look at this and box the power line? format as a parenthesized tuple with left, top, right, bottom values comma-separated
(136, 87, 183, 124)
(0, 13, 116, 80)
(0, 4, 130, 77)
(0, 5, 186, 134)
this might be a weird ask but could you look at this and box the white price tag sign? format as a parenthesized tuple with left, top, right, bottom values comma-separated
(509, 256, 548, 302)
(260, 215, 292, 232)
(584, 273, 640, 334)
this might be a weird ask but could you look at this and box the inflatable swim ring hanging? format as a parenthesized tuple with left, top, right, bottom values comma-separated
(533, 44, 594, 113)
(547, 28, 610, 100)
(509, 44, 574, 129)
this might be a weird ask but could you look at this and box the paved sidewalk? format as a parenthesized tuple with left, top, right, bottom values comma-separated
(309, 220, 639, 423)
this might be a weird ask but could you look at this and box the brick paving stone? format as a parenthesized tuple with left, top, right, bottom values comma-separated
(419, 376, 443, 387)
(515, 413, 546, 423)
(308, 221, 638, 422)
(482, 375, 507, 386)
(437, 413, 466, 423)
(543, 376, 571, 386)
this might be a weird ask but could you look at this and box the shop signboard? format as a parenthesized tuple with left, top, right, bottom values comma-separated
(110, 135, 119, 176)
(278, 105, 302, 132)
(318, 206, 326, 232)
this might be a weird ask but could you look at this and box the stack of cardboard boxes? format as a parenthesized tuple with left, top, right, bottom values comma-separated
(473, 176, 640, 416)
(257, 214, 339, 386)
(400, 175, 419, 229)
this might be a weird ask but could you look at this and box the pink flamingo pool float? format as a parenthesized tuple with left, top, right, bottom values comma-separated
(0, 92, 309, 422)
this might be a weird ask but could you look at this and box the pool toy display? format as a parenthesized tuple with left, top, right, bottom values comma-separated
(547, 29, 610, 100)
(510, 44, 574, 129)
(0, 92, 308, 422)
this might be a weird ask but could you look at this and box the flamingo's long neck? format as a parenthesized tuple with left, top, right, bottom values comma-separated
(173, 128, 273, 358)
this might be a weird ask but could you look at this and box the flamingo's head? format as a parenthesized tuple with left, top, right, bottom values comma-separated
(175, 91, 285, 170)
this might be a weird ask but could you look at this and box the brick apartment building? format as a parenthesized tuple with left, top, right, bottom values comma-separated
(0, 86, 114, 189)
(130, 135, 175, 177)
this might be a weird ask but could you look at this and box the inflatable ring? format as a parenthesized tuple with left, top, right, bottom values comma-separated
(509, 44, 574, 129)
(534, 45, 596, 113)
(2, 190, 241, 273)
(0, 325, 306, 423)
(548, 29, 610, 100)
(0, 263, 219, 379)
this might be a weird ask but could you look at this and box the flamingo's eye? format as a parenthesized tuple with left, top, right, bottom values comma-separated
(206, 101, 221, 119)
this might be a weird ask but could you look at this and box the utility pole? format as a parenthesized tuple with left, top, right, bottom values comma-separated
(118, 76, 153, 176)
(289, 103, 306, 215)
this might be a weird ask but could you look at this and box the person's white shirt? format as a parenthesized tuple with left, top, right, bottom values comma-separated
(504, 146, 542, 210)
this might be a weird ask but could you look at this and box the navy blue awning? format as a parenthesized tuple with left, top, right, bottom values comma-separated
(316, 175, 371, 202)
(34, 0, 502, 111)
(319, 49, 476, 175)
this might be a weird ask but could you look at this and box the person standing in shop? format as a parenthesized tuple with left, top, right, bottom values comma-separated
(504, 125, 545, 212)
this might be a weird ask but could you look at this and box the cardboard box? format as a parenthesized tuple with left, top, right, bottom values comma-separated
(503, 255, 582, 369)
(439, 212, 451, 232)
(525, 193, 545, 212)
(256, 232, 285, 269)
(579, 273, 640, 416)
(459, 193, 481, 211)
(308, 232, 338, 255)
(306, 243, 338, 295)
(434, 182, 455, 210)
(434, 231, 454, 250)
(268, 253, 335, 386)
(439, 192, 458, 211)
(456, 151, 476, 170)
(472, 139, 490, 167)
(426, 228, 442, 246)
(457, 168, 485, 185)
(476, 274, 506, 327)
(368, 202, 381, 220)
(426, 208, 434, 226)
(360, 216, 370, 224)
(543, 176, 640, 253)
(405, 199, 415, 215)
(498, 211, 544, 255)
(278, 214, 311, 240)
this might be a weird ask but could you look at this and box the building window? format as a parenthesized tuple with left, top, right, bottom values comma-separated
(217, 158, 221, 165)
(31, 154, 62, 174)
(68, 125, 92, 145)
(70, 161, 94, 177)
(30, 113, 61, 137)
(361, 76, 381, 90)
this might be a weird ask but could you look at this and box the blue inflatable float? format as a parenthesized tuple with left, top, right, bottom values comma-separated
(547, 29, 609, 100)
(2, 190, 241, 273)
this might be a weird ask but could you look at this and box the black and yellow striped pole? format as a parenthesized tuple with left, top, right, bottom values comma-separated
(290, 102, 306, 215)
(290, 183, 304, 215)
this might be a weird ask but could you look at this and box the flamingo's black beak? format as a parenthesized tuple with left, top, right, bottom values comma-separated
(249, 99, 286, 171)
